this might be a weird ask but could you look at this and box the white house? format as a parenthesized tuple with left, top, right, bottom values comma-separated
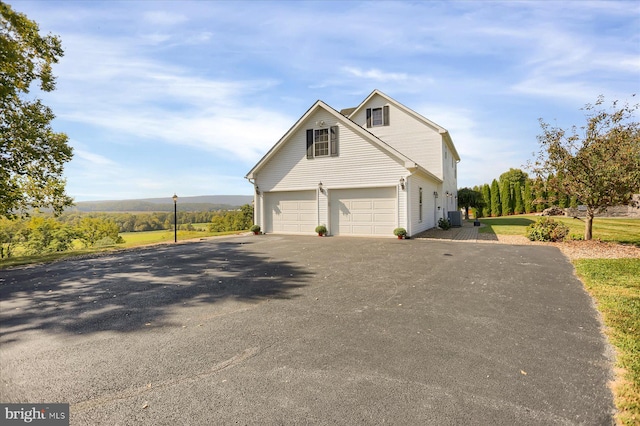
(245, 90, 460, 237)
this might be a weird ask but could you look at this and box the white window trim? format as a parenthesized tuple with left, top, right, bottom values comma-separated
(314, 129, 329, 157)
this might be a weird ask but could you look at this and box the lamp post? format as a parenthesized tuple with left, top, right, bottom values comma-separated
(172, 193, 178, 243)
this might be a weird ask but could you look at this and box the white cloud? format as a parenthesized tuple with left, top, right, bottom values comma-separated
(73, 149, 116, 167)
(342, 67, 410, 82)
(48, 33, 291, 163)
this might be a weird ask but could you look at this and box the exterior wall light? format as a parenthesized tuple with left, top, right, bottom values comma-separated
(399, 177, 405, 190)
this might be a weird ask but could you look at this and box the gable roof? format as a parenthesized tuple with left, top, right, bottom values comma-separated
(339, 107, 356, 116)
(347, 89, 461, 162)
(245, 100, 441, 182)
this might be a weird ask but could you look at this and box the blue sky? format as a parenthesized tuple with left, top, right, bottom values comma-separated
(13, 0, 640, 201)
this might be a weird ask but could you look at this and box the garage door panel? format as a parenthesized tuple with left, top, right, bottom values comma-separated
(373, 213, 395, 222)
(281, 213, 300, 221)
(330, 187, 396, 236)
(374, 200, 395, 209)
(299, 201, 316, 211)
(352, 213, 373, 222)
(298, 212, 316, 223)
(265, 191, 316, 234)
(351, 200, 373, 210)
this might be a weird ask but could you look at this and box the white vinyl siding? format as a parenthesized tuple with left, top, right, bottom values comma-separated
(442, 140, 458, 217)
(256, 110, 409, 192)
(352, 94, 443, 179)
(408, 174, 439, 234)
(330, 187, 397, 236)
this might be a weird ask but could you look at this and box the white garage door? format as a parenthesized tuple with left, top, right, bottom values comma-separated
(330, 187, 397, 236)
(264, 191, 316, 234)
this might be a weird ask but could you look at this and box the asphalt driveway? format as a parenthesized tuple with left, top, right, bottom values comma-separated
(0, 235, 614, 425)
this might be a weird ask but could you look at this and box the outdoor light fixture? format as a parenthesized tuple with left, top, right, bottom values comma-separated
(172, 193, 178, 243)
(255, 186, 260, 195)
(434, 191, 438, 198)
(399, 177, 405, 190)
(318, 181, 324, 193)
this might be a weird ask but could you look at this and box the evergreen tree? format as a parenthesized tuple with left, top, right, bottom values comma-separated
(501, 178, 512, 215)
(523, 179, 533, 213)
(482, 184, 491, 217)
(491, 179, 501, 217)
(557, 190, 568, 208)
(556, 173, 568, 208)
(514, 182, 524, 214)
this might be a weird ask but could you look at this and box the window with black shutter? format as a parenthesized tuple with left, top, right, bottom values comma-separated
(306, 125, 339, 158)
(366, 106, 390, 128)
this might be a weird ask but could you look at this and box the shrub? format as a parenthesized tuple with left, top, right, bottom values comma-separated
(250, 224, 261, 233)
(315, 225, 327, 235)
(438, 217, 451, 230)
(393, 227, 407, 237)
(525, 217, 569, 242)
(94, 236, 116, 247)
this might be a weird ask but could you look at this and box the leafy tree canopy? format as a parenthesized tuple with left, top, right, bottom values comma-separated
(457, 187, 484, 220)
(1, 1, 73, 217)
(529, 95, 640, 240)
(499, 168, 529, 188)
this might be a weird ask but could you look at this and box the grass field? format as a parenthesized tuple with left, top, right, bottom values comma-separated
(574, 259, 640, 425)
(479, 215, 640, 246)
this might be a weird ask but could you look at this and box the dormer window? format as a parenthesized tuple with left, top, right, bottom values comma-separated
(366, 106, 390, 128)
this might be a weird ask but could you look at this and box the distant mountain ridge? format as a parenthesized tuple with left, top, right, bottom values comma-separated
(71, 195, 253, 213)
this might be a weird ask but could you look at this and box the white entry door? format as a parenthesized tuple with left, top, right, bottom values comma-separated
(330, 187, 397, 236)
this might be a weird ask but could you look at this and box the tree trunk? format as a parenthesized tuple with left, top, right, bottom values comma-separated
(464, 207, 469, 220)
(584, 209, 594, 241)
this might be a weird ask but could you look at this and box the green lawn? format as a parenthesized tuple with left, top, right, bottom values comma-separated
(479, 215, 640, 246)
(575, 259, 640, 425)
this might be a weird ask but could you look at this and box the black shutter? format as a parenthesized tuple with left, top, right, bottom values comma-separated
(383, 105, 390, 126)
(306, 129, 314, 159)
(330, 126, 338, 156)
(366, 108, 372, 128)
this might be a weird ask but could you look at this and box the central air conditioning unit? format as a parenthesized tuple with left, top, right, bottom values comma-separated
(447, 211, 462, 227)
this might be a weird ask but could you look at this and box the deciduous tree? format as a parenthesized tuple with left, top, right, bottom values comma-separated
(1, 2, 73, 217)
(457, 187, 483, 220)
(530, 96, 640, 240)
